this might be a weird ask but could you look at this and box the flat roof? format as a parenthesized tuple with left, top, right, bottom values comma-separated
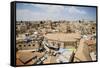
(44, 33, 81, 42)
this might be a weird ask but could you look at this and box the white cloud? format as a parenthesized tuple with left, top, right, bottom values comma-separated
(16, 4, 88, 21)
(33, 4, 87, 15)
(68, 6, 86, 14)
(17, 9, 46, 21)
(33, 4, 65, 14)
(16, 4, 65, 21)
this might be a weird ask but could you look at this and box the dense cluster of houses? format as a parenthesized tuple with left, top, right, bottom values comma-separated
(16, 20, 96, 65)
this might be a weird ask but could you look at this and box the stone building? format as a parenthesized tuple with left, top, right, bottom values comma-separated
(44, 33, 81, 49)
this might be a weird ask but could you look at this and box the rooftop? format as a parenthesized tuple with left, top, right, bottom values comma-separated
(44, 33, 81, 42)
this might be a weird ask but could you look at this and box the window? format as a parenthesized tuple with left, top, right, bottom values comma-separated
(24, 45, 26, 47)
(33, 44, 35, 46)
(28, 44, 31, 46)
(19, 45, 21, 47)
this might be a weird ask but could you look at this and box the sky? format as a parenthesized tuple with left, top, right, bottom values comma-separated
(16, 3, 97, 21)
